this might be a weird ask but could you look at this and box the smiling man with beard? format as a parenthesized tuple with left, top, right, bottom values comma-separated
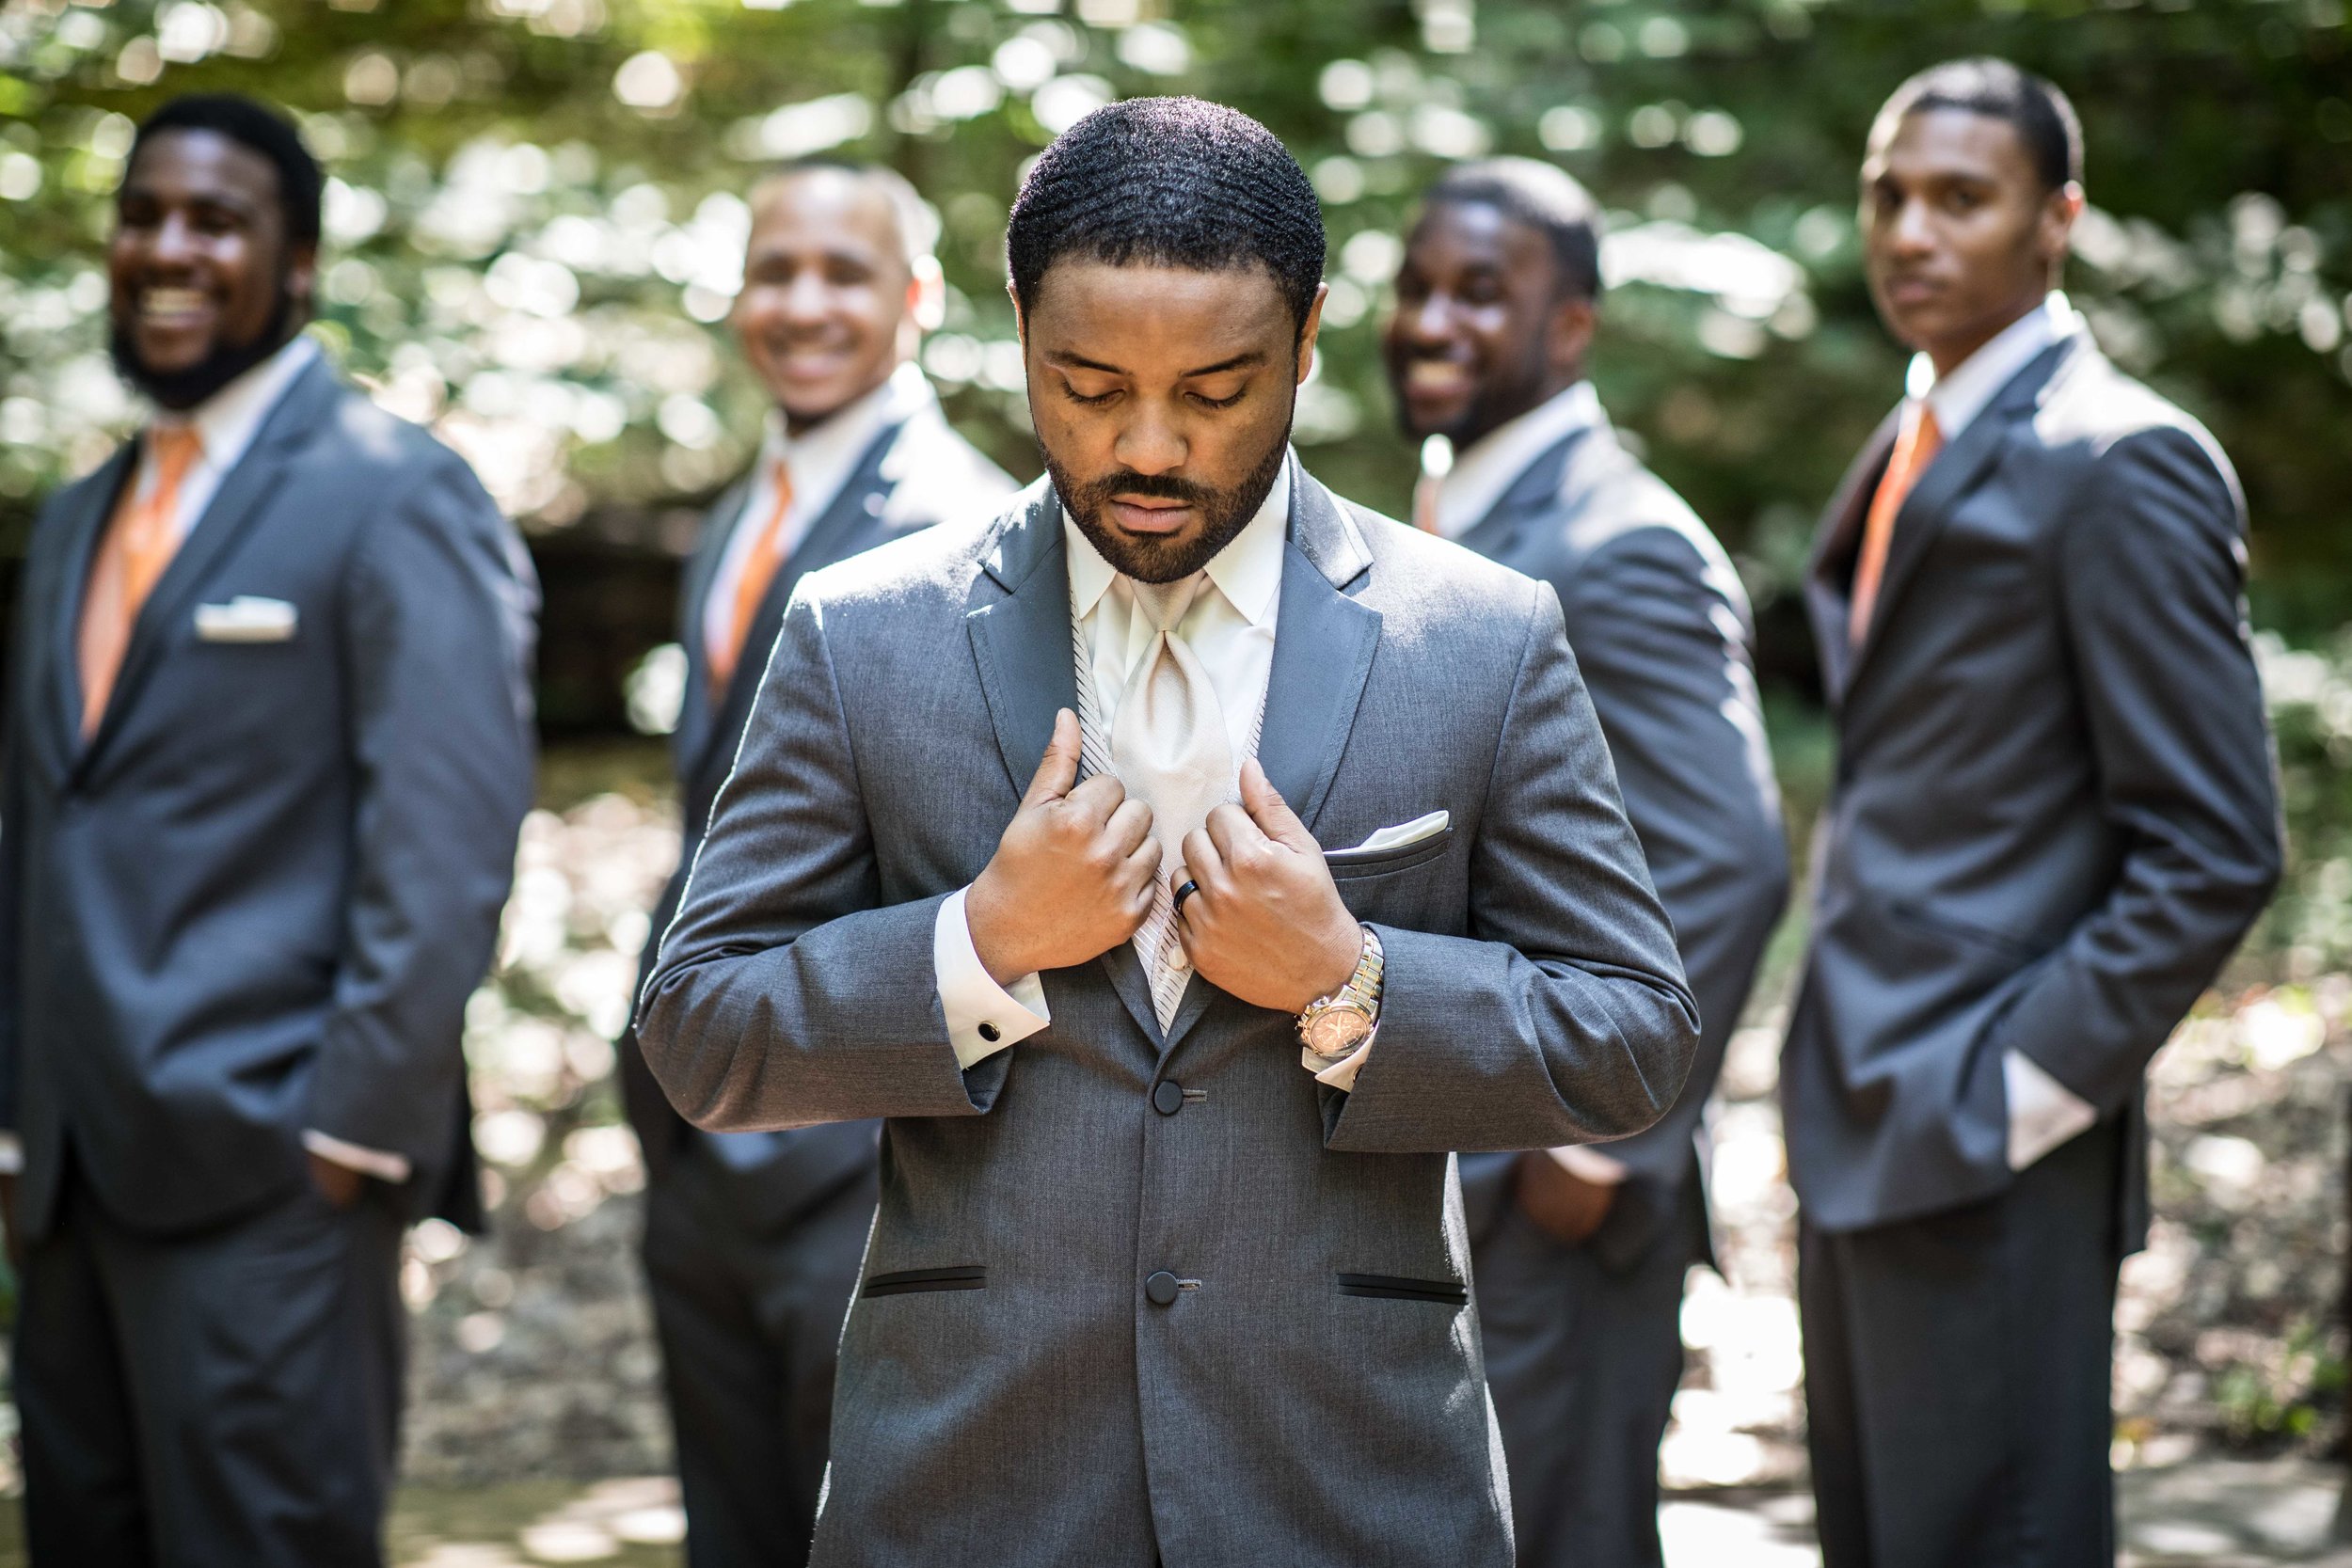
(0, 94, 534, 1565)
(1385, 158, 1788, 1568)
(617, 158, 1012, 1568)
(637, 97, 1698, 1566)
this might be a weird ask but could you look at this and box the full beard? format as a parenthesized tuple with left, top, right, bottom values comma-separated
(1044, 414, 1293, 585)
(111, 285, 296, 412)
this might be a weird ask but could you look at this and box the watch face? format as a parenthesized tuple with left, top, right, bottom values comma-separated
(1306, 1006, 1373, 1058)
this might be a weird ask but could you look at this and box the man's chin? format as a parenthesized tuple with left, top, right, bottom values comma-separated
(112, 327, 287, 411)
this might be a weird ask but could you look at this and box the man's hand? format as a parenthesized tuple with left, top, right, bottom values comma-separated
(966, 708, 1159, 985)
(308, 1152, 366, 1211)
(1174, 758, 1361, 1015)
(1515, 1151, 1617, 1246)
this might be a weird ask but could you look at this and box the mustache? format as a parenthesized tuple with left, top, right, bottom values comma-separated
(1071, 470, 1216, 507)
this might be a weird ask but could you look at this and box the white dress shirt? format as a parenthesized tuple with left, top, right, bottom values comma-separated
(932, 467, 1376, 1082)
(1430, 379, 1604, 541)
(703, 360, 932, 668)
(1903, 292, 2099, 1174)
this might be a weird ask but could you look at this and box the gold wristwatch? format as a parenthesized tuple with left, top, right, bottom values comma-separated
(1298, 925, 1384, 1059)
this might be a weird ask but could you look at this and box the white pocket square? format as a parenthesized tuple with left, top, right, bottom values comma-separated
(1343, 811, 1451, 854)
(195, 596, 298, 643)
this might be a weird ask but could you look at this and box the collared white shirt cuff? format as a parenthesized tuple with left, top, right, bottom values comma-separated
(302, 1130, 412, 1183)
(1546, 1144, 1629, 1183)
(2004, 1050, 2098, 1171)
(0, 1132, 20, 1175)
(1304, 1028, 1377, 1092)
(935, 887, 1051, 1070)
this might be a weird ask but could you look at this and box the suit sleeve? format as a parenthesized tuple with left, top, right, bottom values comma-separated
(304, 454, 536, 1169)
(1548, 526, 1788, 1185)
(1326, 580, 1701, 1154)
(1987, 426, 2282, 1113)
(636, 592, 1005, 1130)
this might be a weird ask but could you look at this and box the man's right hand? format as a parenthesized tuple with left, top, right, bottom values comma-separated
(965, 708, 1158, 985)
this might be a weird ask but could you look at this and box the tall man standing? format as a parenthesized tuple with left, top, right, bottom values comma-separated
(638, 98, 1699, 1567)
(620, 158, 1013, 1568)
(1385, 159, 1788, 1567)
(0, 95, 534, 1565)
(1788, 60, 2280, 1564)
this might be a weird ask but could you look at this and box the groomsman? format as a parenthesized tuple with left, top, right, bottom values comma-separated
(0, 94, 535, 1564)
(638, 97, 1698, 1567)
(1788, 60, 2280, 1564)
(1385, 159, 1788, 1567)
(619, 158, 1014, 1567)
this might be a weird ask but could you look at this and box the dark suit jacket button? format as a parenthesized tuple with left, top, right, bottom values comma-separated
(977, 1022, 1001, 1043)
(1152, 1080, 1183, 1116)
(1144, 1270, 1180, 1307)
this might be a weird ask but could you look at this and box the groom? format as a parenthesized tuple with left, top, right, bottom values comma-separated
(639, 97, 1698, 1568)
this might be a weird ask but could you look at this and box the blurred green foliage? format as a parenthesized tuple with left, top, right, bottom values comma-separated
(2, 0, 2347, 667)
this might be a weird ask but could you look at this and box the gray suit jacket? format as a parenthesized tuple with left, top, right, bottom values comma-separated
(619, 396, 1013, 1235)
(1787, 336, 2281, 1242)
(639, 460, 1699, 1566)
(1454, 412, 1788, 1271)
(0, 353, 536, 1238)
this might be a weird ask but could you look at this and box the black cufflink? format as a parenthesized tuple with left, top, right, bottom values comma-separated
(978, 1022, 1001, 1043)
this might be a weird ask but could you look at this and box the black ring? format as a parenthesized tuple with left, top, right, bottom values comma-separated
(1171, 879, 1200, 918)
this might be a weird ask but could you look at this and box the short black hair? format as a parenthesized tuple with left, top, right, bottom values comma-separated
(1006, 97, 1325, 335)
(1424, 157, 1604, 302)
(1876, 57, 2083, 193)
(130, 94, 323, 246)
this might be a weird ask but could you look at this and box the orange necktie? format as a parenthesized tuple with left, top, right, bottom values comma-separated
(1410, 471, 1442, 534)
(709, 458, 794, 690)
(79, 424, 203, 736)
(1847, 403, 1943, 645)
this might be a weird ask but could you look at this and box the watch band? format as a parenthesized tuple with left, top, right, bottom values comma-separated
(1298, 925, 1384, 1055)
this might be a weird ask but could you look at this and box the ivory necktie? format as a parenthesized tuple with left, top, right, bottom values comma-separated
(1847, 402, 1943, 645)
(79, 423, 203, 736)
(709, 456, 795, 690)
(1110, 577, 1237, 1030)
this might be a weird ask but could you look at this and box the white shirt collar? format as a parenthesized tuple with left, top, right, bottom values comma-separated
(1063, 458, 1291, 629)
(753, 358, 934, 492)
(1908, 292, 2080, 443)
(152, 334, 320, 469)
(1432, 379, 1603, 540)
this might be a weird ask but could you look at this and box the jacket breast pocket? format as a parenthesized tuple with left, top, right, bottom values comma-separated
(1336, 1272, 1469, 1306)
(861, 1265, 985, 1298)
(1323, 824, 1454, 882)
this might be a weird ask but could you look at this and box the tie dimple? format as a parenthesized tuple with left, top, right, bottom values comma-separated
(1111, 577, 1237, 1031)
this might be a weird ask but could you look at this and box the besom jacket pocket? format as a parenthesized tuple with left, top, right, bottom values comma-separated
(863, 1265, 986, 1297)
(1336, 1272, 1469, 1306)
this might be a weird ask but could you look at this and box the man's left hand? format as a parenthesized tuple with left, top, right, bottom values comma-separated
(1175, 758, 1362, 1016)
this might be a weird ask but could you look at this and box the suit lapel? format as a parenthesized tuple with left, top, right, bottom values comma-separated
(1805, 413, 1898, 707)
(674, 476, 752, 786)
(1843, 338, 2074, 689)
(965, 481, 1076, 802)
(41, 446, 137, 776)
(1454, 423, 1597, 563)
(77, 358, 337, 770)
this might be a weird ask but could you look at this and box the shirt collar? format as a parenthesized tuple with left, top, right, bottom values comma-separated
(153, 334, 319, 468)
(1910, 292, 2080, 443)
(755, 358, 933, 481)
(1433, 379, 1603, 540)
(1063, 458, 1292, 628)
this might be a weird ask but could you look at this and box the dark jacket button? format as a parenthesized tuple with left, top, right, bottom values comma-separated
(1152, 1080, 1183, 1116)
(1144, 1270, 1180, 1307)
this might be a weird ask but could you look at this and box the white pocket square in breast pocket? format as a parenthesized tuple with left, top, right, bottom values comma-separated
(1324, 811, 1454, 873)
(1345, 811, 1450, 854)
(195, 596, 298, 643)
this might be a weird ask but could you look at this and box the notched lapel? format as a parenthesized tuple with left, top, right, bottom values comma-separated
(1257, 462, 1380, 834)
(966, 483, 1075, 800)
(41, 446, 136, 774)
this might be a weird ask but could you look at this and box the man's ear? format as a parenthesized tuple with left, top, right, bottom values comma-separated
(2040, 180, 2085, 277)
(1294, 281, 1329, 386)
(1547, 292, 1597, 382)
(1007, 279, 1031, 348)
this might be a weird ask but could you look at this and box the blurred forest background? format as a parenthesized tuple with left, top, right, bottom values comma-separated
(3, 0, 2352, 1543)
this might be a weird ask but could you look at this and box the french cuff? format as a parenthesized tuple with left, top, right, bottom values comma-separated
(1545, 1145, 1629, 1183)
(1303, 1027, 1377, 1092)
(0, 1132, 21, 1175)
(2004, 1050, 2098, 1171)
(934, 886, 1050, 1070)
(302, 1130, 412, 1184)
